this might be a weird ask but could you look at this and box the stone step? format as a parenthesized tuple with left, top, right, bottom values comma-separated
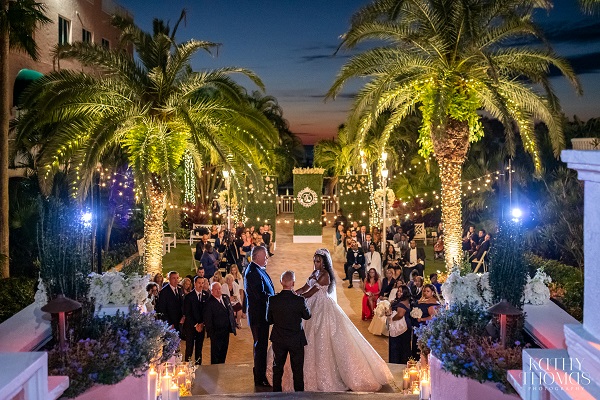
(48, 376, 69, 400)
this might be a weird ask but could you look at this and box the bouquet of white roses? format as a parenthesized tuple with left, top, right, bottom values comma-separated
(410, 307, 423, 319)
(88, 271, 149, 307)
(374, 300, 391, 317)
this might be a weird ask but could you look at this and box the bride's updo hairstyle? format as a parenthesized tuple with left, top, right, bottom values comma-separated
(314, 248, 336, 294)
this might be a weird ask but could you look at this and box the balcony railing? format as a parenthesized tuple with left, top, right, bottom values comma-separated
(277, 195, 337, 214)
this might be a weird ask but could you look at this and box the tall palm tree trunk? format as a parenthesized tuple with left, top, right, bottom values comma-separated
(433, 118, 470, 270)
(0, 0, 10, 278)
(439, 160, 464, 269)
(144, 183, 166, 277)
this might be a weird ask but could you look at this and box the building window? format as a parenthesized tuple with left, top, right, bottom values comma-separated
(82, 29, 92, 43)
(101, 38, 110, 49)
(58, 16, 70, 45)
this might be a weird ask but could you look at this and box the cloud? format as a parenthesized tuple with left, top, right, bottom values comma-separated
(549, 51, 600, 76)
(543, 20, 600, 44)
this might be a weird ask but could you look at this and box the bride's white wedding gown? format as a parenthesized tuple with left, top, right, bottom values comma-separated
(267, 278, 393, 392)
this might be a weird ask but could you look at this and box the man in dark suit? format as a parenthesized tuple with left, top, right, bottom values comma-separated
(243, 245, 275, 387)
(183, 276, 210, 365)
(471, 234, 491, 270)
(403, 240, 426, 282)
(343, 240, 366, 288)
(266, 270, 311, 392)
(203, 281, 237, 364)
(155, 271, 184, 334)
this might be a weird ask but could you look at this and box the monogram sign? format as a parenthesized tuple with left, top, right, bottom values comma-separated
(297, 187, 318, 208)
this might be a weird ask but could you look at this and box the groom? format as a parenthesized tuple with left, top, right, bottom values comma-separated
(244, 245, 275, 387)
(267, 270, 311, 392)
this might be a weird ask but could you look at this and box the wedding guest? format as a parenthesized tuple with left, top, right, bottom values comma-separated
(201, 242, 220, 279)
(436, 222, 444, 238)
(402, 240, 425, 282)
(181, 277, 193, 296)
(335, 225, 346, 259)
(145, 282, 159, 312)
(388, 279, 405, 301)
(195, 266, 205, 279)
(183, 276, 209, 365)
(389, 285, 412, 364)
(156, 271, 185, 334)
(383, 244, 401, 279)
(195, 234, 210, 260)
(434, 235, 445, 260)
(203, 282, 237, 364)
(412, 284, 441, 358)
(362, 268, 380, 320)
(378, 268, 397, 299)
(153, 273, 165, 289)
(210, 270, 224, 285)
(408, 275, 424, 302)
(222, 274, 244, 329)
(334, 209, 348, 230)
(230, 264, 246, 315)
(430, 273, 442, 294)
(365, 243, 382, 276)
(344, 241, 366, 289)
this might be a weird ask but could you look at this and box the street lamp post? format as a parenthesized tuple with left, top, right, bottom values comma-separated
(381, 152, 388, 246)
(222, 170, 231, 232)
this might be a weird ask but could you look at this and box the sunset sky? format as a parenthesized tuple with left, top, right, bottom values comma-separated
(118, 0, 600, 144)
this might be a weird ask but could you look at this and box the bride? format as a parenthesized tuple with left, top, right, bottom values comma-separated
(267, 248, 393, 392)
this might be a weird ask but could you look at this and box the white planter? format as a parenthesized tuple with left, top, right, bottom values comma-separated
(430, 354, 519, 400)
(72, 370, 150, 400)
(95, 304, 130, 317)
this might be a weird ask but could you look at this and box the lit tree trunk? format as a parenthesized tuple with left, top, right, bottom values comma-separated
(144, 183, 165, 277)
(438, 160, 464, 269)
(432, 118, 470, 270)
(0, 0, 10, 278)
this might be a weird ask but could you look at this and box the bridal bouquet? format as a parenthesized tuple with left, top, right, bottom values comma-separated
(374, 300, 391, 317)
(88, 271, 149, 307)
(410, 307, 423, 319)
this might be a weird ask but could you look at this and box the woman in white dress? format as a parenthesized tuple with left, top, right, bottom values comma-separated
(293, 248, 393, 392)
(365, 243, 382, 276)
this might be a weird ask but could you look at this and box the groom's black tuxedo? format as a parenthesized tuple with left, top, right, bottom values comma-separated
(266, 290, 311, 392)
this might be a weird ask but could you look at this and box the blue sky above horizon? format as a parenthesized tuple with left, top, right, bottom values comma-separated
(118, 0, 600, 144)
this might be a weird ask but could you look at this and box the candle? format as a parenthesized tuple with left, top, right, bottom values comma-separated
(420, 378, 431, 399)
(147, 368, 157, 400)
(161, 374, 171, 400)
(403, 372, 410, 390)
(177, 371, 186, 386)
(169, 382, 180, 400)
(409, 367, 419, 384)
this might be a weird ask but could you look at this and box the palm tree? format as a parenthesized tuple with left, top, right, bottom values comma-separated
(17, 12, 278, 276)
(327, 0, 581, 269)
(0, 0, 50, 278)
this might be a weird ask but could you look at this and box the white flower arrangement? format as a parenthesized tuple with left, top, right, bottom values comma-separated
(88, 272, 150, 307)
(292, 167, 325, 175)
(34, 275, 48, 308)
(374, 188, 396, 209)
(441, 267, 551, 307)
(374, 300, 391, 317)
(410, 307, 423, 319)
(217, 189, 238, 213)
(522, 269, 552, 305)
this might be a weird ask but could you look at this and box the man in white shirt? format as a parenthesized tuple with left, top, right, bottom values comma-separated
(402, 240, 425, 282)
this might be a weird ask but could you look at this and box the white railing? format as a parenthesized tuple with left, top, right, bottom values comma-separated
(279, 195, 295, 213)
(102, 0, 133, 19)
(277, 195, 337, 214)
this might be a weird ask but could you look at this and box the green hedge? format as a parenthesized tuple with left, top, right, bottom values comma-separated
(246, 176, 277, 241)
(0, 277, 36, 323)
(525, 254, 583, 321)
(294, 173, 323, 236)
(337, 175, 370, 227)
